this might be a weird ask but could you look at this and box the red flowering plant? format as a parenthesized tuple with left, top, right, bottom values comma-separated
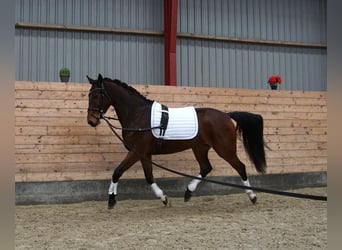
(267, 75, 282, 90)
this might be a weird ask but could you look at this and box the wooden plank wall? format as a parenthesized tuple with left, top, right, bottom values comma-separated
(15, 81, 327, 182)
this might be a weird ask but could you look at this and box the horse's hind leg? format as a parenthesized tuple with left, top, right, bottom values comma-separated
(214, 147, 257, 204)
(231, 157, 257, 204)
(184, 145, 212, 202)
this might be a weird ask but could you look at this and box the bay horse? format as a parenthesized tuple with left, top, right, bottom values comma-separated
(87, 74, 267, 209)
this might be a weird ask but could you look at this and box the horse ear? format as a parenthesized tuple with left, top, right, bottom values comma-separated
(98, 74, 103, 81)
(86, 75, 95, 85)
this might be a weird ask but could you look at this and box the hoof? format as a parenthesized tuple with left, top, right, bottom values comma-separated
(250, 196, 257, 204)
(184, 188, 192, 202)
(162, 196, 170, 207)
(108, 193, 117, 209)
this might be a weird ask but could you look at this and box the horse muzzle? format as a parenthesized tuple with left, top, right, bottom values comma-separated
(87, 113, 100, 127)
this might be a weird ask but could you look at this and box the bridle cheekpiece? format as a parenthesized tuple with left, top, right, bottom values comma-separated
(87, 80, 111, 118)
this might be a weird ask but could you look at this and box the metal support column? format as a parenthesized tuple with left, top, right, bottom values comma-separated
(164, 0, 178, 86)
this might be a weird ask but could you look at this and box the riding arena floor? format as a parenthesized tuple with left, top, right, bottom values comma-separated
(15, 187, 327, 249)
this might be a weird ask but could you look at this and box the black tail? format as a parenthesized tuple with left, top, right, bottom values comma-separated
(228, 111, 267, 174)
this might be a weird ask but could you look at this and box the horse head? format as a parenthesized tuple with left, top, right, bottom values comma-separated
(86, 74, 111, 127)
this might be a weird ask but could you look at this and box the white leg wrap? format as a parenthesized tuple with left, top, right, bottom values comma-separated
(108, 181, 118, 195)
(188, 175, 202, 192)
(151, 183, 166, 201)
(242, 179, 256, 199)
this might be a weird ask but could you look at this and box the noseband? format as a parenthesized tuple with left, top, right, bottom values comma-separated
(87, 82, 111, 118)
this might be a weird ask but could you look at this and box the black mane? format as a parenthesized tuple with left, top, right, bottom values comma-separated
(103, 77, 154, 104)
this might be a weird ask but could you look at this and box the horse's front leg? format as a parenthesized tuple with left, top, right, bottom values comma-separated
(108, 151, 139, 209)
(141, 155, 169, 206)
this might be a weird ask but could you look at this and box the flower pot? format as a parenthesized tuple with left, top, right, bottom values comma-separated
(270, 84, 277, 90)
(60, 75, 70, 83)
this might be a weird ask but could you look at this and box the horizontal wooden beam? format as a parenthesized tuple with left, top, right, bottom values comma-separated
(15, 22, 164, 37)
(15, 22, 326, 49)
(177, 32, 327, 49)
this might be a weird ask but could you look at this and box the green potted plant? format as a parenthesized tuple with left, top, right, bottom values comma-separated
(59, 67, 70, 82)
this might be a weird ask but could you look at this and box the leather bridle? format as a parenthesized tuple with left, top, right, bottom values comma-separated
(87, 82, 111, 118)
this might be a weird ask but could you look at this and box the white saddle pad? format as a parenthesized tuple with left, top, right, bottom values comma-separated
(151, 102, 198, 140)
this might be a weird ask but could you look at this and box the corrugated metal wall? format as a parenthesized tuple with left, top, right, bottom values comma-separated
(15, 29, 164, 84)
(15, 0, 164, 84)
(177, 39, 326, 90)
(16, 0, 163, 29)
(178, 0, 326, 43)
(177, 0, 327, 90)
(15, 0, 327, 90)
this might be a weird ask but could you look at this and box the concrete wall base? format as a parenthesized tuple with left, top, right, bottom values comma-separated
(16, 172, 327, 205)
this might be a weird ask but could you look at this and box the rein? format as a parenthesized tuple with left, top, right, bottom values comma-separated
(101, 114, 162, 132)
(100, 115, 327, 202)
(89, 81, 163, 132)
